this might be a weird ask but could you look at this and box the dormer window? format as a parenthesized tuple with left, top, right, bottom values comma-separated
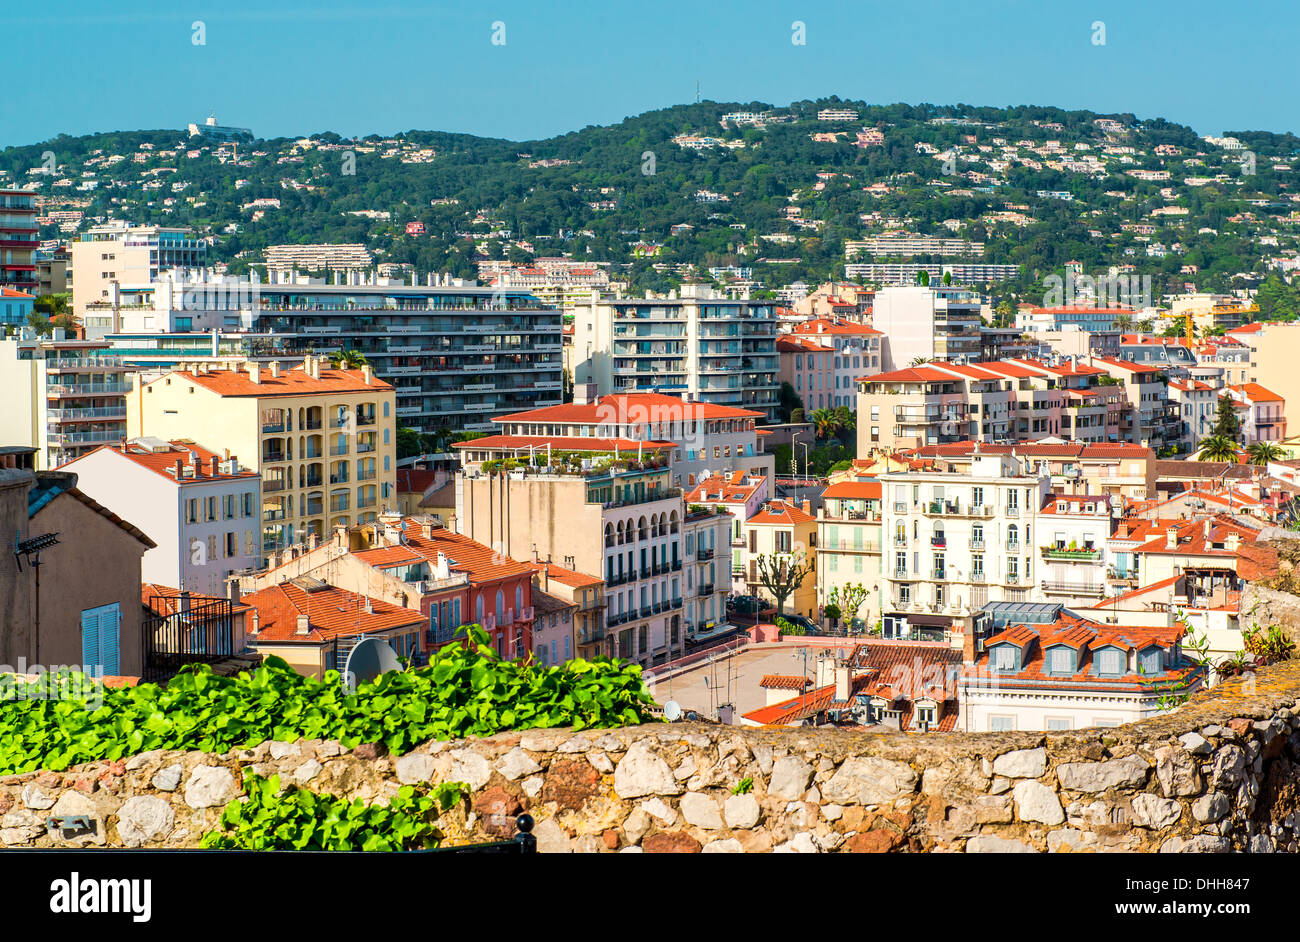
(1055, 501, 1066, 513)
(992, 644, 1019, 672)
(1046, 645, 1076, 675)
(1096, 647, 1124, 677)
(1138, 646, 1163, 676)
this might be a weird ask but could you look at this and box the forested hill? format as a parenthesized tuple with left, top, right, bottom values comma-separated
(4, 97, 1298, 297)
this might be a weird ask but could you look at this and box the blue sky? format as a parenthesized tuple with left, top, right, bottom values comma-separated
(3, 0, 1294, 147)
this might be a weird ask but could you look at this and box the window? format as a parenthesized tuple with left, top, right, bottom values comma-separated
(1046, 718, 1072, 731)
(1139, 647, 1162, 675)
(993, 645, 1017, 671)
(1048, 647, 1074, 674)
(989, 715, 1014, 732)
(80, 603, 121, 675)
(1097, 648, 1123, 676)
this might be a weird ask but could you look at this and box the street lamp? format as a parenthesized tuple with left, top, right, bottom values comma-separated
(798, 441, 810, 483)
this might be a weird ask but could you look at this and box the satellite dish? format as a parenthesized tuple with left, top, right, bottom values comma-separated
(343, 638, 403, 690)
(663, 700, 683, 722)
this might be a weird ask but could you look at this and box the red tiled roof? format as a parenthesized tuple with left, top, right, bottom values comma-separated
(395, 469, 439, 493)
(759, 674, 811, 690)
(534, 562, 603, 588)
(821, 480, 882, 500)
(749, 498, 816, 525)
(352, 520, 537, 584)
(72, 439, 258, 484)
(150, 364, 391, 397)
(776, 336, 834, 353)
(245, 582, 425, 643)
(452, 434, 674, 452)
(142, 583, 252, 616)
(493, 393, 764, 423)
(1226, 383, 1284, 403)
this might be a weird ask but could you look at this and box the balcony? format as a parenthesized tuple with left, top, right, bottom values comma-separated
(893, 567, 908, 578)
(697, 583, 714, 597)
(971, 572, 986, 583)
(47, 405, 127, 422)
(46, 381, 129, 397)
(1041, 546, 1101, 561)
(1005, 541, 1021, 552)
(930, 537, 946, 548)
(46, 429, 123, 446)
(696, 546, 714, 560)
(969, 538, 985, 551)
(931, 569, 946, 580)
(1041, 580, 1105, 596)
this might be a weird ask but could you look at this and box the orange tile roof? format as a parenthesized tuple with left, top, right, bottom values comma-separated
(245, 581, 425, 643)
(1226, 382, 1284, 403)
(395, 469, 440, 493)
(534, 562, 603, 588)
(684, 473, 764, 504)
(759, 674, 811, 690)
(493, 393, 764, 423)
(776, 335, 835, 353)
(452, 434, 674, 453)
(790, 317, 882, 336)
(821, 480, 882, 500)
(142, 583, 253, 616)
(77, 439, 259, 484)
(749, 498, 817, 525)
(150, 364, 391, 398)
(351, 520, 538, 584)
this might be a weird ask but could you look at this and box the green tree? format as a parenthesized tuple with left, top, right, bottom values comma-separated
(396, 427, 423, 459)
(755, 551, 813, 616)
(1246, 441, 1284, 466)
(1196, 435, 1238, 463)
(1210, 395, 1243, 443)
(329, 349, 369, 369)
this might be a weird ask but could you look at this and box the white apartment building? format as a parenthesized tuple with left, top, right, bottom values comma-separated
(1034, 493, 1114, 608)
(0, 328, 129, 470)
(60, 438, 261, 597)
(263, 243, 374, 274)
(870, 286, 983, 369)
(844, 236, 984, 258)
(788, 319, 884, 408)
(569, 284, 780, 420)
(879, 454, 1052, 642)
(681, 508, 732, 643)
(70, 223, 206, 316)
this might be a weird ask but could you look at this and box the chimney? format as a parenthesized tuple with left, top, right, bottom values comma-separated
(249, 610, 260, 637)
(226, 576, 241, 605)
(308, 531, 319, 551)
(1203, 518, 1211, 541)
(334, 524, 348, 550)
(362, 365, 373, 385)
(962, 627, 977, 666)
(1165, 526, 1178, 550)
(174, 458, 183, 478)
(1226, 532, 1241, 552)
(802, 499, 812, 516)
(209, 455, 219, 476)
(295, 614, 311, 636)
(834, 664, 852, 703)
(270, 361, 281, 378)
(249, 363, 261, 384)
(421, 519, 434, 540)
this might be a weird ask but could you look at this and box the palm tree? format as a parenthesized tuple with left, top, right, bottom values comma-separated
(810, 408, 838, 441)
(1246, 441, 1284, 466)
(1113, 313, 1135, 332)
(329, 349, 369, 369)
(1197, 435, 1239, 463)
(908, 356, 933, 367)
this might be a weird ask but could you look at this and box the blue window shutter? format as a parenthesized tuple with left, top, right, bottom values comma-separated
(100, 604, 121, 677)
(81, 609, 100, 669)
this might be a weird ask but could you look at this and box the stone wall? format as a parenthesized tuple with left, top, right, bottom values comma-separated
(3, 661, 1298, 853)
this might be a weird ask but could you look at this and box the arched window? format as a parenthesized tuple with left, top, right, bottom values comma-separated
(476, 594, 484, 624)
(516, 584, 523, 613)
(496, 589, 505, 623)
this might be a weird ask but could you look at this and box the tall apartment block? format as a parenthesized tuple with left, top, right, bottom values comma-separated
(570, 285, 780, 420)
(0, 328, 129, 469)
(871, 285, 983, 369)
(70, 224, 207, 315)
(94, 274, 564, 436)
(127, 356, 396, 557)
(0, 189, 38, 294)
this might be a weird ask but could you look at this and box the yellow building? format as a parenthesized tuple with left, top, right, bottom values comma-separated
(742, 498, 819, 619)
(127, 355, 396, 559)
(815, 480, 884, 628)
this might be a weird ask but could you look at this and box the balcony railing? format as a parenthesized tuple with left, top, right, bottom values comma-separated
(1041, 580, 1105, 596)
(1041, 546, 1102, 561)
(969, 538, 985, 550)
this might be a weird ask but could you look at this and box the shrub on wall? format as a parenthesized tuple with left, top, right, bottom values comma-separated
(0, 627, 656, 776)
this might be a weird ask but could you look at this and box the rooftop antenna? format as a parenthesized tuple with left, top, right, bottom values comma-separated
(696, 79, 700, 104)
